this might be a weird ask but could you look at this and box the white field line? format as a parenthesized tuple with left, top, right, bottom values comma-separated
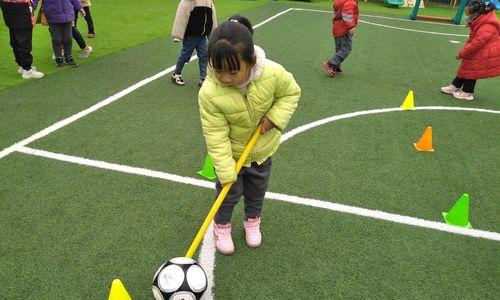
(16, 145, 500, 242)
(292, 8, 467, 36)
(0, 62, 182, 160)
(281, 106, 500, 143)
(292, 7, 465, 27)
(199, 222, 216, 300)
(0, 8, 295, 161)
(359, 19, 468, 36)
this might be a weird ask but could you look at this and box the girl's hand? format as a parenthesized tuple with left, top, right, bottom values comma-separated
(260, 117, 274, 134)
(455, 54, 461, 60)
(80, 9, 86, 17)
(349, 27, 355, 36)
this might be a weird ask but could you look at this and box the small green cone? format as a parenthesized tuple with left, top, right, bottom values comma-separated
(197, 154, 216, 180)
(442, 194, 472, 228)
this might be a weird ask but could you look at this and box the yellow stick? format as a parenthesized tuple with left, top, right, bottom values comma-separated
(185, 124, 263, 258)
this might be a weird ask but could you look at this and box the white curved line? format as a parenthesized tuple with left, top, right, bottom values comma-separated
(281, 106, 500, 143)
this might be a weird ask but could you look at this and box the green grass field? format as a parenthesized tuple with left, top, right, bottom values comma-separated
(1, 1, 499, 299)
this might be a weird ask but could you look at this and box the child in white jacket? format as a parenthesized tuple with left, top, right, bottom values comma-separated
(171, 0, 217, 87)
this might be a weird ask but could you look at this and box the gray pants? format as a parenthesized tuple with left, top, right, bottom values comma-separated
(329, 33, 353, 68)
(49, 23, 73, 59)
(214, 157, 272, 224)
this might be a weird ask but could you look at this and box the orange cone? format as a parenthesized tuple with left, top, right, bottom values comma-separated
(413, 127, 434, 152)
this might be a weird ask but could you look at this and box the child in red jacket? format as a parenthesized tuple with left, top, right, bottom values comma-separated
(323, 0, 359, 77)
(441, 1, 500, 101)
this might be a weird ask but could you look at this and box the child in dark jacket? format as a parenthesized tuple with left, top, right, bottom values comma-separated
(171, 0, 217, 87)
(323, 0, 359, 77)
(42, 0, 85, 67)
(1, 0, 45, 78)
(440, 1, 500, 101)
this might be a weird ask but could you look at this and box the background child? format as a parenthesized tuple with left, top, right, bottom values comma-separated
(1, 0, 45, 79)
(42, 0, 85, 67)
(76, 0, 94, 38)
(441, 1, 500, 101)
(323, 0, 359, 77)
(198, 17, 301, 255)
(171, 0, 217, 87)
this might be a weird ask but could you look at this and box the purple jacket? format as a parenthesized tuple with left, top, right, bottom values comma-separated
(42, 0, 82, 24)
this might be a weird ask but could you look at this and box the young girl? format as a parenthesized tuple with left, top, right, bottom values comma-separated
(441, 1, 500, 101)
(198, 16, 301, 255)
(42, 0, 85, 67)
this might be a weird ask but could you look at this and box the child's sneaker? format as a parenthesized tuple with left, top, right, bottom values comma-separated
(243, 216, 262, 248)
(87, 33, 95, 38)
(18, 66, 36, 74)
(78, 46, 93, 59)
(22, 67, 44, 79)
(214, 222, 234, 255)
(440, 84, 460, 94)
(171, 73, 185, 86)
(322, 60, 337, 77)
(65, 57, 79, 68)
(55, 57, 64, 68)
(453, 91, 474, 101)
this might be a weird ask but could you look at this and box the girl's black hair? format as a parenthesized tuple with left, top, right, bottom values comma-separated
(207, 18, 254, 72)
(228, 15, 254, 36)
(467, 0, 495, 15)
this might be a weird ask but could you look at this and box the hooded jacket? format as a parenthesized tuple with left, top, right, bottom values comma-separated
(457, 11, 500, 79)
(172, 0, 216, 41)
(41, 0, 82, 24)
(198, 46, 301, 184)
(332, 0, 359, 37)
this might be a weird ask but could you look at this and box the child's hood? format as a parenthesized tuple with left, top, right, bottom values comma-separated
(469, 11, 500, 32)
(246, 45, 266, 83)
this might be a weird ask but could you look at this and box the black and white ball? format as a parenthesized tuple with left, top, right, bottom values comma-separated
(152, 257, 207, 300)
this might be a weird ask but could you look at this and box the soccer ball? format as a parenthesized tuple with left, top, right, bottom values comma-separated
(152, 257, 208, 300)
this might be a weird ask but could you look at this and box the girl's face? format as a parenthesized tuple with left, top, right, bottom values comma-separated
(214, 55, 255, 88)
(465, 8, 479, 21)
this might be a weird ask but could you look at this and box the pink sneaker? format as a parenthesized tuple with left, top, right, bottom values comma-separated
(214, 222, 234, 255)
(322, 60, 337, 77)
(244, 217, 262, 248)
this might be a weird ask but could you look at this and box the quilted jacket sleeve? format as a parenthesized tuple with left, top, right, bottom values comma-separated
(459, 24, 496, 58)
(265, 66, 301, 132)
(172, 0, 192, 41)
(342, 2, 358, 29)
(199, 90, 237, 185)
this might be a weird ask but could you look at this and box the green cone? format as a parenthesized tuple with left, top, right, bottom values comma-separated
(442, 194, 472, 228)
(197, 154, 216, 180)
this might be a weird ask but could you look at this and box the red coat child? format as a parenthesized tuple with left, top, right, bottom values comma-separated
(457, 10, 500, 79)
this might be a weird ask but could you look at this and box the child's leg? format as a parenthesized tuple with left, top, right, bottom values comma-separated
(60, 23, 73, 59)
(242, 158, 272, 220)
(462, 79, 476, 93)
(49, 24, 64, 58)
(214, 175, 244, 224)
(72, 25, 87, 50)
(174, 36, 198, 75)
(83, 6, 94, 35)
(452, 76, 465, 89)
(329, 34, 353, 69)
(195, 36, 207, 81)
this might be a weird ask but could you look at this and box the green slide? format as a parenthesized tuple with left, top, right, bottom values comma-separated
(384, 0, 405, 7)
